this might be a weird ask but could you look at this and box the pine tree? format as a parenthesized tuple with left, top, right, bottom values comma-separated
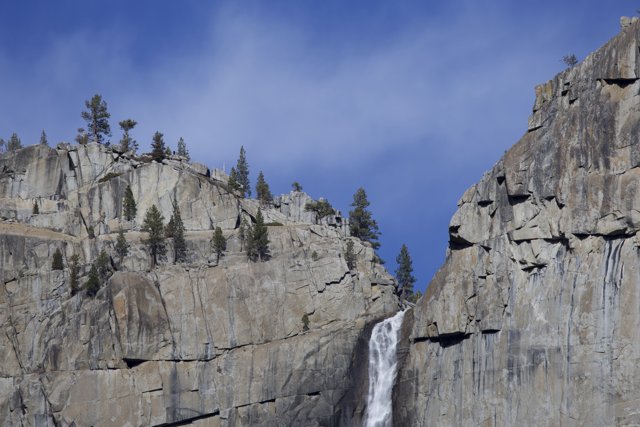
(395, 244, 416, 300)
(305, 199, 334, 220)
(96, 249, 111, 280)
(75, 128, 89, 145)
(7, 133, 22, 151)
(255, 171, 273, 205)
(32, 200, 39, 214)
(123, 185, 137, 221)
(345, 240, 356, 270)
(118, 119, 138, 152)
(0, 138, 5, 152)
(235, 146, 250, 197)
(167, 197, 186, 263)
(151, 131, 166, 162)
(165, 216, 175, 238)
(85, 264, 101, 297)
(292, 182, 303, 192)
(115, 228, 129, 265)
(211, 226, 227, 262)
(81, 94, 111, 144)
(176, 137, 190, 160)
(562, 54, 578, 67)
(142, 204, 166, 267)
(348, 187, 380, 250)
(164, 146, 172, 158)
(248, 209, 270, 261)
(40, 130, 48, 145)
(52, 248, 64, 270)
(238, 217, 248, 251)
(228, 167, 240, 193)
(410, 290, 423, 304)
(69, 254, 80, 295)
(244, 221, 254, 257)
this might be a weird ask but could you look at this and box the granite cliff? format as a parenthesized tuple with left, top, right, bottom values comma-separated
(0, 142, 400, 425)
(6, 16, 639, 427)
(395, 17, 640, 426)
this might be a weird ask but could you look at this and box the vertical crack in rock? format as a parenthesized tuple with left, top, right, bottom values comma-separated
(5, 291, 25, 373)
(153, 275, 178, 358)
(193, 268, 214, 358)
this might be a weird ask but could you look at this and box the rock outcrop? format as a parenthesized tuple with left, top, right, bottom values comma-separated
(0, 143, 399, 425)
(395, 19, 640, 426)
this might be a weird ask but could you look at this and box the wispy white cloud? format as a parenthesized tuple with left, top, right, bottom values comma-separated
(0, 1, 630, 289)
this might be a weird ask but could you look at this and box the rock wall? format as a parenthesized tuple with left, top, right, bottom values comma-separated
(395, 19, 640, 426)
(0, 143, 399, 425)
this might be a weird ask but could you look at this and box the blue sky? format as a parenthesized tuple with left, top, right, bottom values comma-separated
(0, 1, 635, 292)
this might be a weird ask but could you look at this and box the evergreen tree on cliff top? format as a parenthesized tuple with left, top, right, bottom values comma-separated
(81, 94, 111, 144)
(176, 137, 190, 160)
(395, 244, 416, 300)
(255, 171, 273, 205)
(234, 146, 250, 197)
(151, 131, 166, 162)
(228, 167, 240, 194)
(348, 187, 380, 250)
(7, 133, 22, 151)
(118, 119, 138, 152)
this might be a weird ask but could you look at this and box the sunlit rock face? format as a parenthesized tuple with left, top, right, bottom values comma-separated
(395, 19, 640, 426)
(0, 142, 399, 426)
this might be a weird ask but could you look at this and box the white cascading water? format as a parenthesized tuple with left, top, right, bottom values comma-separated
(364, 309, 407, 427)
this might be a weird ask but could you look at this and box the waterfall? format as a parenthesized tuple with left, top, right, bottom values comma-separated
(364, 309, 407, 427)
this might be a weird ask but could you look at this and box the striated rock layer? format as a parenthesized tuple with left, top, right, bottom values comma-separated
(0, 143, 399, 425)
(395, 19, 640, 426)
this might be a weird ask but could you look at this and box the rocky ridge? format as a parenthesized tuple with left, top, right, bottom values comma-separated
(395, 18, 640, 426)
(0, 142, 400, 426)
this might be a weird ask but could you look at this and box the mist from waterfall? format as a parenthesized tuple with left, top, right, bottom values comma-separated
(364, 309, 407, 427)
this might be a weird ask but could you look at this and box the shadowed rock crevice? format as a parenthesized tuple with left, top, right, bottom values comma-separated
(153, 410, 220, 427)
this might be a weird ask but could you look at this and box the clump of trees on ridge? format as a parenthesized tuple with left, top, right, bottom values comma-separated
(0, 93, 418, 300)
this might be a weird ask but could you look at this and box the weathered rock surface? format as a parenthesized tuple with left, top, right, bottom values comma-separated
(0, 143, 399, 425)
(395, 19, 640, 426)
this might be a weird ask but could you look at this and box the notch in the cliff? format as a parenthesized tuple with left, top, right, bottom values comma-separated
(123, 357, 146, 368)
(507, 194, 530, 206)
(67, 152, 75, 170)
(599, 78, 638, 88)
(153, 410, 221, 427)
(430, 332, 470, 348)
(448, 227, 474, 250)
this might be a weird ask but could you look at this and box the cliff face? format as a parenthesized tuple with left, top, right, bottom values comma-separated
(0, 143, 399, 426)
(395, 19, 640, 426)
